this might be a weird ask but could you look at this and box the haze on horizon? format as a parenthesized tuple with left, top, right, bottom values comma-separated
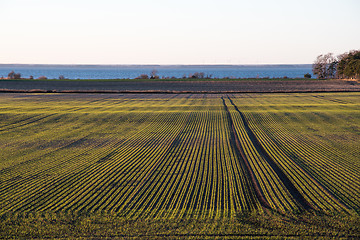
(1, 0, 359, 65)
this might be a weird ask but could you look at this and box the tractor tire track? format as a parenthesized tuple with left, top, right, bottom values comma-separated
(227, 97, 313, 210)
(221, 97, 270, 210)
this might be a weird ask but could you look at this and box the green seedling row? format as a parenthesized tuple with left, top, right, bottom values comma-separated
(0, 93, 359, 221)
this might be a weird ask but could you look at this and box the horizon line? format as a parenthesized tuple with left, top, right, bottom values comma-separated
(0, 63, 312, 66)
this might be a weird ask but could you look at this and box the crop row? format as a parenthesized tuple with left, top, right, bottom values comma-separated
(0, 110, 176, 214)
(0, 93, 358, 219)
(223, 98, 301, 212)
(0, 95, 260, 219)
(229, 93, 359, 212)
(242, 110, 359, 211)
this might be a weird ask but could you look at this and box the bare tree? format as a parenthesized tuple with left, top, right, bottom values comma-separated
(312, 53, 338, 79)
(150, 69, 159, 79)
(7, 71, 21, 79)
(7, 71, 15, 79)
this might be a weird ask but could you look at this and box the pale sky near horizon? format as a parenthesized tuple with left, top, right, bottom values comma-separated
(1, 0, 359, 65)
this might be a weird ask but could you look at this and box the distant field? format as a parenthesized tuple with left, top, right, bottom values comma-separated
(0, 92, 359, 238)
(1, 78, 359, 93)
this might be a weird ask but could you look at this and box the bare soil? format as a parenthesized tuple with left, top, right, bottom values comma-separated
(1, 79, 359, 93)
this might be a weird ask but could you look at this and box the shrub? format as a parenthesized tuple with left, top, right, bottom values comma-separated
(13, 73, 21, 79)
(192, 72, 205, 79)
(135, 74, 149, 79)
(38, 76, 48, 80)
(304, 73, 312, 79)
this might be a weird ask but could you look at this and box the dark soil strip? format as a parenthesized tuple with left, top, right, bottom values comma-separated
(227, 97, 313, 210)
(221, 97, 271, 210)
(1, 89, 360, 94)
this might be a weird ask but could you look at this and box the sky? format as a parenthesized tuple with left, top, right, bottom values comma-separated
(1, 0, 360, 65)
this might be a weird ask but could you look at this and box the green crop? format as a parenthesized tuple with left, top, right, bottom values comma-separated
(0, 92, 359, 238)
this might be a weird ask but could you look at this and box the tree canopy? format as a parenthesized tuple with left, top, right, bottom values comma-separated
(313, 50, 360, 80)
(337, 50, 360, 79)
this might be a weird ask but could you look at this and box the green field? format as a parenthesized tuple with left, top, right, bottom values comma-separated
(0, 92, 359, 238)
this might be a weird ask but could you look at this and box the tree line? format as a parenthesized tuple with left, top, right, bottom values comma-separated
(313, 50, 360, 79)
